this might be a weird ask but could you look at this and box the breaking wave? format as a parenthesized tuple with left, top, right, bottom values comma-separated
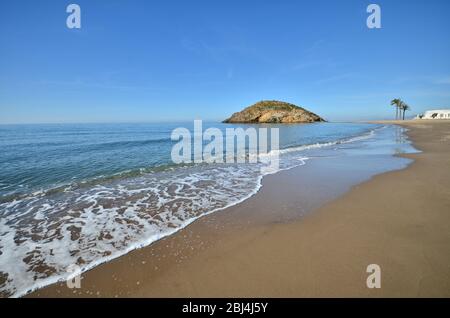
(0, 125, 382, 297)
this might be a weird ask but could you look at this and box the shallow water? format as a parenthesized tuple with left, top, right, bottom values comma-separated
(0, 122, 418, 297)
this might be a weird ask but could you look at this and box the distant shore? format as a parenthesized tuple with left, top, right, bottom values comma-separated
(30, 120, 450, 297)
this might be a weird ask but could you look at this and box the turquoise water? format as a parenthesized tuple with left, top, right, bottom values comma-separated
(0, 122, 417, 297)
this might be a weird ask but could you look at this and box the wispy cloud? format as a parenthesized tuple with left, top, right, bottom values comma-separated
(391, 75, 450, 85)
(35, 78, 163, 91)
(335, 88, 450, 102)
(304, 39, 325, 54)
(180, 36, 259, 63)
(314, 73, 357, 85)
(291, 58, 335, 71)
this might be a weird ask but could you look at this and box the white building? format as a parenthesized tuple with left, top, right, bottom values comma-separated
(415, 109, 450, 120)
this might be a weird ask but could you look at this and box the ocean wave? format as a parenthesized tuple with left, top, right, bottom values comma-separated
(0, 126, 380, 297)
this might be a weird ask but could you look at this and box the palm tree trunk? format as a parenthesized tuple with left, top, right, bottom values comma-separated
(403, 110, 406, 120)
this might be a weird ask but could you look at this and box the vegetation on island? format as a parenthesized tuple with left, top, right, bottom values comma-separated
(223, 100, 325, 124)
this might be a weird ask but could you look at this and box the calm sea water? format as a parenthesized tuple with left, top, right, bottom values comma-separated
(0, 122, 417, 297)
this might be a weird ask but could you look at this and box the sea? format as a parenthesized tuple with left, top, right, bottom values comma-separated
(0, 122, 418, 297)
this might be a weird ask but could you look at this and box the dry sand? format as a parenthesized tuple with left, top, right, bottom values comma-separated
(31, 120, 450, 298)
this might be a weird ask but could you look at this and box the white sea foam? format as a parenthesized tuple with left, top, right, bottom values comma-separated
(0, 127, 382, 298)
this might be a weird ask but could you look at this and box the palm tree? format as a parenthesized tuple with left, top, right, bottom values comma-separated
(401, 103, 410, 120)
(390, 99, 402, 120)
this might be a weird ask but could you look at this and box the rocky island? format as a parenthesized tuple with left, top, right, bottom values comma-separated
(223, 100, 325, 124)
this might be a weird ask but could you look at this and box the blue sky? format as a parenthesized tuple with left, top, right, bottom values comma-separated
(1, 0, 449, 123)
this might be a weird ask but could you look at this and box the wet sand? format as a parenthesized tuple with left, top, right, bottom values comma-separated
(30, 120, 450, 297)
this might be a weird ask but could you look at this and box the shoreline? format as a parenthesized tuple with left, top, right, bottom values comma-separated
(1, 122, 384, 298)
(7, 123, 381, 298)
(29, 121, 450, 297)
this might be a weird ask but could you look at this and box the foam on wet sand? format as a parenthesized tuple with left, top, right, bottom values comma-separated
(27, 122, 450, 297)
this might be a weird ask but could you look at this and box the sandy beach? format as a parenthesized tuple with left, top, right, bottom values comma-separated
(30, 120, 450, 298)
